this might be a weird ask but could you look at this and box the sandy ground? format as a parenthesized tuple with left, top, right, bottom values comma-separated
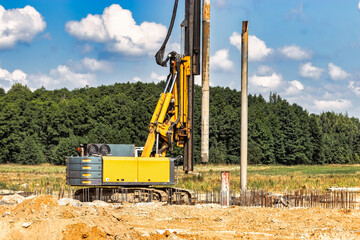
(1, 195, 360, 240)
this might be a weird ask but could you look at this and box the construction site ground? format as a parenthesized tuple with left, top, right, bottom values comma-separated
(1, 195, 360, 239)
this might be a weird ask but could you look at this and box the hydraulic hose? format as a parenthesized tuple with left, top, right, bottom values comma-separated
(155, 0, 179, 67)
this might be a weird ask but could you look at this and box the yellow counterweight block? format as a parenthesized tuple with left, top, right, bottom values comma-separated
(102, 156, 173, 184)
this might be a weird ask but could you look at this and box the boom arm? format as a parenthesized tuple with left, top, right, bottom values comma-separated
(142, 0, 200, 174)
(141, 53, 191, 158)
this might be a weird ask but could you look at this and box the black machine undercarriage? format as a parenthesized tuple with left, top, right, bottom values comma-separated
(74, 187, 195, 205)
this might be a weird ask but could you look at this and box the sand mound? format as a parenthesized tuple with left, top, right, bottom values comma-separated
(0, 206, 8, 215)
(62, 223, 107, 240)
(58, 198, 83, 207)
(0, 194, 24, 205)
(84, 200, 110, 208)
(12, 195, 58, 216)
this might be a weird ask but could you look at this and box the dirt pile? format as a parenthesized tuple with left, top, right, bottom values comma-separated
(58, 197, 83, 207)
(11, 195, 57, 216)
(0, 194, 24, 205)
(0, 206, 8, 216)
(1, 194, 360, 239)
(62, 223, 107, 240)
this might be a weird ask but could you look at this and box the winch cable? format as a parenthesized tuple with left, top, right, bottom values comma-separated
(155, 0, 179, 67)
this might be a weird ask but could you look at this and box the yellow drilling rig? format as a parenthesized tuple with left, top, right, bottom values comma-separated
(66, 0, 201, 203)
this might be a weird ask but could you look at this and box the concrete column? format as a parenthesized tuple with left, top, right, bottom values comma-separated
(240, 21, 248, 191)
(221, 171, 230, 206)
(201, 0, 210, 163)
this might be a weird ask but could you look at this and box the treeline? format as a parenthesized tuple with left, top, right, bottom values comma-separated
(0, 82, 359, 165)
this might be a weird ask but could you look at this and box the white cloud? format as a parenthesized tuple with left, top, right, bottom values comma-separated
(249, 66, 283, 93)
(358, 1, 360, 11)
(285, 80, 304, 95)
(229, 81, 236, 89)
(193, 75, 213, 87)
(323, 91, 336, 99)
(0, 67, 28, 90)
(65, 4, 167, 56)
(314, 99, 351, 111)
(194, 75, 201, 86)
(248, 35, 273, 61)
(67, 58, 111, 73)
(349, 81, 360, 96)
(230, 32, 273, 61)
(133, 76, 142, 82)
(81, 44, 93, 54)
(0, 5, 46, 49)
(210, 49, 234, 71)
(299, 62, 324, 79)
(229, 33, 241, 49)
(42, 32, 52, 40)
(150, 72, 166, 84)
(328, 62, 350, 80)
(168, 42, 181, 53)
(250, 73, 282, 90)
(279, 45, 311, 60)
(132, 72, 168, 84)
(66, 13, 109, 42)
(0, 65, 96, 91)
(80, 58, 111, 72)
(257, 65, 274, 75)
(30, 65, 96, 90)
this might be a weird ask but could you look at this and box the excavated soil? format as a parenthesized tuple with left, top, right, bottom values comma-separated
(1, 195, 360, 239)
(62, 223, 108, 240)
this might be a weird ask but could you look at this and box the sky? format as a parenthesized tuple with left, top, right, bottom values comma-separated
(1, 0, 360, 118)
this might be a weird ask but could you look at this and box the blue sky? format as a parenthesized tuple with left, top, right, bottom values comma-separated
(1, 0, 360, 118)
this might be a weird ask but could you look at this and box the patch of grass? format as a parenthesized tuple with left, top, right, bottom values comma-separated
(175, 164, 360, 192)
(0, 181, 7, 189)
(1, 163, 360, 193)
(0, 164, 66, 192)
(0, 164, 65, 174)
(248, 164, 360, 176)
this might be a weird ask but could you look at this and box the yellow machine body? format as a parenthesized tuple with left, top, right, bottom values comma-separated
(102, 156, 173, 185)
(102, 157, 138, 182)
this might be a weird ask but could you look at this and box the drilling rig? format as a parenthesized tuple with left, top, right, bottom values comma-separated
(66, 0, 201, 203)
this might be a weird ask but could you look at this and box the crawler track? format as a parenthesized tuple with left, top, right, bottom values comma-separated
(74, 187, 195, 205)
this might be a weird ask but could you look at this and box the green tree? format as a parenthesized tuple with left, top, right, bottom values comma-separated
(18, 135, 46, 165)
(51, 136, 83, 165)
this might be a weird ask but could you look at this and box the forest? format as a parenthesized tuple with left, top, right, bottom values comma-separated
(0, 82, 359, 165)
